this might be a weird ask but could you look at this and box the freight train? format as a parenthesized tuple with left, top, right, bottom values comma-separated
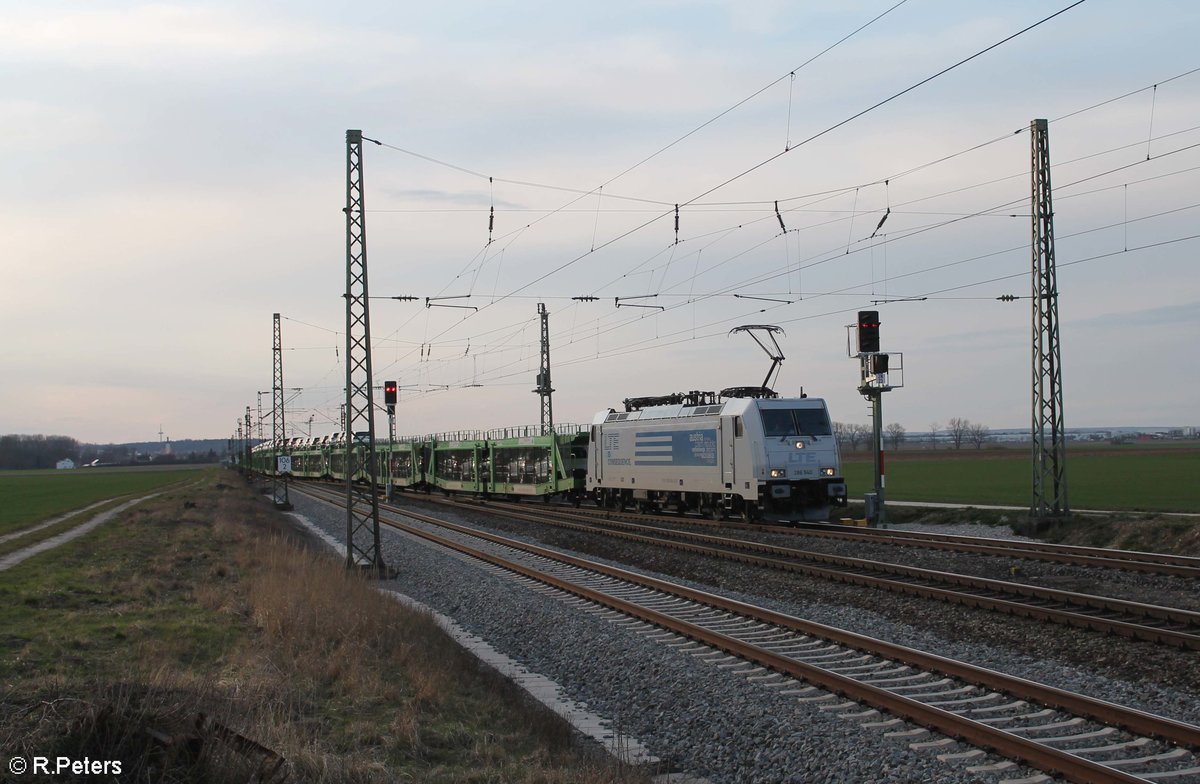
(250, 388, 846, 523)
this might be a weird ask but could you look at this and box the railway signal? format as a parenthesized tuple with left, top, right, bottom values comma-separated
(847, 313, 904, 528)
(383, 380, 398, 501)
(857, 310, 880, 353)
(384, 380, 397, 414)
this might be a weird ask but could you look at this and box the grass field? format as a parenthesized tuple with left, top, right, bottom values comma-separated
(0, 466, 204, 535)
(842, 449, 1200, 512)
(0, 468, 643, 782)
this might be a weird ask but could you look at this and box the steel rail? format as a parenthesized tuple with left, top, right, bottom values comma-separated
(325, 493, 1200, 784)
(359, 498, 1200, 751)
(437, 498, 1200, 649)
(482, 497, 1200, 577)
(791, 520, 1200, 570)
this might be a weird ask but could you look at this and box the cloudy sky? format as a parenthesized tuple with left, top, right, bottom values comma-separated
(3, 0, 1198, 444)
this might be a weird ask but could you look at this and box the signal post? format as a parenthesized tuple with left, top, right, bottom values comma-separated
(384, 380, 397, 501)
(849, 311, 903, 527)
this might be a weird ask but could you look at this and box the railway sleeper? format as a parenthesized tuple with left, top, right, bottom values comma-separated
(857, 672, 937, 687)
(976, 709, 1057, 726)
(902, 685, 980, 701)
(925, 692, 1006, 709)
(1029, 727, 1118, 745)
(1007, 718, 1087, 735)
(1100, 748, 1190, 768)
(882, 677, 954, 693)
(1070, 737, 1152, 755)
(966, 700, 1029, 715)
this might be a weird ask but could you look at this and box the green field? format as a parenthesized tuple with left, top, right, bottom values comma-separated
(842, 450, 1200, 513)
(0, 466, 203, 535)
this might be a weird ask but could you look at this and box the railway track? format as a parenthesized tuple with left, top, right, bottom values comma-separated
(789, 520, 1200, 577)
(422, 496, 1200, 650)
(528, 500, 1200, 578)
(299, 485, 1200, 783)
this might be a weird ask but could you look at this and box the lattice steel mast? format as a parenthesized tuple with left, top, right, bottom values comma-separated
(271, 312, 292, 510)
(244, 408, 252, 472)
(535, 302, 554, 435)
(343, 129, 386, 573)
(1030, 118, 1069, 520)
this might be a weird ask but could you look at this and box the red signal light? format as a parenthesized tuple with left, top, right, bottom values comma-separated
(857, 310, 880, 353)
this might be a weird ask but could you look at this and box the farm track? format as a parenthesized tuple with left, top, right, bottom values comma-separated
(0, 494, 164, 572)
(423, 497, 1200, 650)
(299, 485, 1200, 784)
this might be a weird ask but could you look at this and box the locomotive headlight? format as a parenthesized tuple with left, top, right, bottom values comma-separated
(820, 467, 835, 477)
(770, 468, 786, 478)
(794, 441, 804, 449)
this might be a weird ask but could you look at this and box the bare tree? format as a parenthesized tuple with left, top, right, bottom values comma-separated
(928, 421, 941, 446)
(947, 417, 970, 450)
(968, 422, 992, 449)
(848, 423, 871, 451)
(0, 434, 81, 470)
(834, 422, 869, 451)
(885, 422, 906, 450)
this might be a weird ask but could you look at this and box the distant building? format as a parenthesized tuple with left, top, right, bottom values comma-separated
(56, 458, 76, 470)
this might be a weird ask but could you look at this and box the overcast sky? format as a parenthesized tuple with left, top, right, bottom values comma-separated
(3, 0, 1198, 444)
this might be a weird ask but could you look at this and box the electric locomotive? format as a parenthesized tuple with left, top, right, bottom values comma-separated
(586, 389, 846, 522)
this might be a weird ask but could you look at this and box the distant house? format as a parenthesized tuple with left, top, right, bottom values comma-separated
(56, 458, 76, 470)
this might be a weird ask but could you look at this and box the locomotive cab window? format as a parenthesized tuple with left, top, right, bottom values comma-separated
(734, 416, 744, 438)
(760, 408, 832, 437)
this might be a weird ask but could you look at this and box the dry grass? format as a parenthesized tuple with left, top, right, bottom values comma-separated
(0, 470, 651, 783)
(1040, 515, 1200, 556)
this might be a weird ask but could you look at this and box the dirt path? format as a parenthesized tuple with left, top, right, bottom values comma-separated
(0, 499, 115, 545)
(0, 494, 161, 572)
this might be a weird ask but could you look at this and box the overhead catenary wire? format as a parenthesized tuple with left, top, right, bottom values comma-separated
(494, 194, 1200, 379)
(284, 7, 1200, 426)
(346, 145, 1200, 409)
(358, 0, 922, 339)
(452, 0, 1092, 315)
(418, 229, 1200, 395)
(360, 60, 1195, 350)
(297, 210, 1198, 418)
(671, 0, 1089, 212)
(458, 88, 1194, 216)
(357, 62, 1199, 234)
(348, 127, 1200, 403)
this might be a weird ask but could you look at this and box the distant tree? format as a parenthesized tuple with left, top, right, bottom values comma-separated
(847, 423, 871, 451)
(885, 422, 906, 450)
(833, 421, 848, 448)
(968, 422, 992, 449)
(947, 417, 970, 450)
(928, 422, 941, 445)
(0, 434, 80, 470)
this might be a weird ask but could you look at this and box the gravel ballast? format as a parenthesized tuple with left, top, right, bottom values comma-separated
(284, 488, 1194, 783)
